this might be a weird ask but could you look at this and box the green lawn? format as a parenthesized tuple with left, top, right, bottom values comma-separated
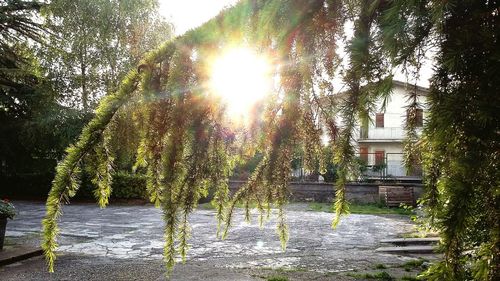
(308, 202, 412, 215)
(198, 201, 412, 216)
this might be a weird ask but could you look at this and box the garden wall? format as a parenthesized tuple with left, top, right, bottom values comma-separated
(228, 181, 424, 204)
(1, 174, 423, 204)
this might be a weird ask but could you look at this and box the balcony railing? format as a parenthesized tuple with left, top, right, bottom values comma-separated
(357, 153, 423, 178)
(359, 127, 405, 140)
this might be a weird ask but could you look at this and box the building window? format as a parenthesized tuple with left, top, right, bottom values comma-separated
(407, 108, 424, 127)
(359, 146, 368, 164)
(375, 113, 384, 128)
(375, 150, 385, 166)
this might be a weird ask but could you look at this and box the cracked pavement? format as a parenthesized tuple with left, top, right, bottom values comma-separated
(1, 201, 419, 280)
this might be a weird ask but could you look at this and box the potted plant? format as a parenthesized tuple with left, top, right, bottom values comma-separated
(0, 199, 16, 250)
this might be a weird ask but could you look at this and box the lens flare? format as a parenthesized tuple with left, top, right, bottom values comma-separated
(209, 47, 272, 121)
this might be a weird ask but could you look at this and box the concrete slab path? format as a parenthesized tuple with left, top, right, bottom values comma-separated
(0, 201, 422, 280)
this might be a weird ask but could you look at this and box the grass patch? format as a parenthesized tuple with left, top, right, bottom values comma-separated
(401, 276, 419, 281)
(346, 271, 395, 280)
(267, 275, 288, 281)
(309, 202, 324, 212)
(197, 203, 216, 210)
(308, 202, 412, 215)
(400, 259, 428, 271)
(374, 263, 387, 269)
(198, 201, 261, 210)
(233, 201, 259, 209)
(350, 204, 411, 215)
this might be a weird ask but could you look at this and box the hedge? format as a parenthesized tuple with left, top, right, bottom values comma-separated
(0, 172, 147, 200)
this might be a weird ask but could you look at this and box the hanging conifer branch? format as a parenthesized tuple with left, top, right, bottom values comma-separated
(42, 0, 344, 273)
(42, 68, 142, 272)
(42, 1, 499, 279)
(333, 0, 379, 228)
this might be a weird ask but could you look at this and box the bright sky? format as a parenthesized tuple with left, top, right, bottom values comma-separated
(158, 0, 239, 35)
(158, 0, 432, 87)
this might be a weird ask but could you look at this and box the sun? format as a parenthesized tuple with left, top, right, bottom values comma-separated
(209, 47, 272, 121)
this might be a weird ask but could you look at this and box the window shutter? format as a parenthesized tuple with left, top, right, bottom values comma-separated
(375, 150, 385, 165)
(360, 146, 368, 164)
(375, 113, 384, 128)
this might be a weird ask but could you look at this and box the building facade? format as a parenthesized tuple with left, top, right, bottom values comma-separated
(355, 81, 428, 180)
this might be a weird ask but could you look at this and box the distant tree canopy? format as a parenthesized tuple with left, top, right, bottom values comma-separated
(42, 0, 173, 111)
(0, 0, 80, 173)
(40, 1, 499, 280)
(0, 0, 173, 175)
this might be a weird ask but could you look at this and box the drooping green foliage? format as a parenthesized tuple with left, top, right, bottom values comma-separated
(41, 0, 499, 280)
(344, 1, 500, 280)
(417, 2, 500, 280)
(42, 0, 343, 273)
(42, 66, 142, 270)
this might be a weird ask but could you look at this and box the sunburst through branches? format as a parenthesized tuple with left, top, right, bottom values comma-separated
(41, 0, 499, 280)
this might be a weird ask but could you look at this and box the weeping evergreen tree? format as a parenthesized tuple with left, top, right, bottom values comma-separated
(42, 0, 499, 280)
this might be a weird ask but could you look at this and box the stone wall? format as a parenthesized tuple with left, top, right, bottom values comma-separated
(228, 181, 424, 204)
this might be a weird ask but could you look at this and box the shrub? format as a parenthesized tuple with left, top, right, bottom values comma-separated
(267, 276, 288, 281)
(0, 199, 16, 219)
(110, 172, 147, 199)
(0, 173, 54, 198)
(0, 172, 147, 200)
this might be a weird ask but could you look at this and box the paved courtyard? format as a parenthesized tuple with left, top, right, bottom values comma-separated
(1, 201, 423, 280)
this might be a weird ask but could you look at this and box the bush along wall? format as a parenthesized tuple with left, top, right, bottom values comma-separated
(72, 171, 148, 200)
(109, 172, 147, 199)
(1, 172, 147, 200)
(0, 173, 54, 198)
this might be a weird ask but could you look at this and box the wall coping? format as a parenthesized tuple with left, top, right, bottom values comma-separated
(229, 180, 423, 188)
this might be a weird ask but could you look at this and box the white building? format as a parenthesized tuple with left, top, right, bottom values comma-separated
(291, 80, 428, 182)
(355, 81, 428, 179)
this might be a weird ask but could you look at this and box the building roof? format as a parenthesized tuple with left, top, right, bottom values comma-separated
(392, 80, 429, 95)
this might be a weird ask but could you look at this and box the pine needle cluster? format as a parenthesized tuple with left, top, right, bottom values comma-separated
(42, 1, 499, 280)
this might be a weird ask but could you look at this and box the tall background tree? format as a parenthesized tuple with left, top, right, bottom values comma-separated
(1, 0, 173, 196)
(41, 0, 173, 111)
(0, 0, 80, 177)
(40, 0, 174, 184)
